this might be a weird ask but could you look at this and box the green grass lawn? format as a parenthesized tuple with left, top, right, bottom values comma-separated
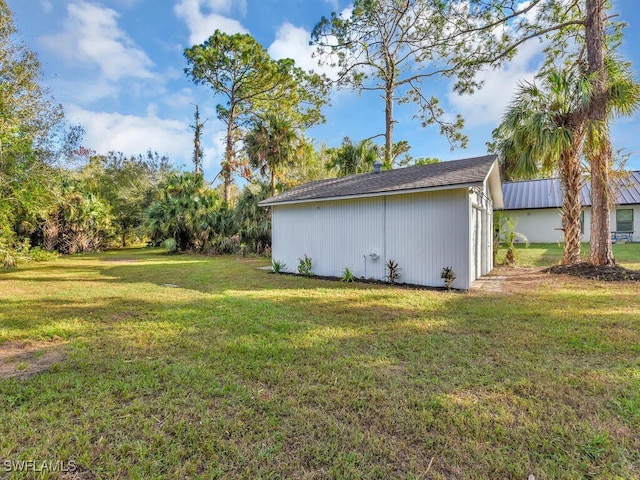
(497, 242, 640, 269)
(1, 247, 639, 479)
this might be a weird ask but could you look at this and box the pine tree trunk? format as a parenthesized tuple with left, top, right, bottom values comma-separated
(585, 0, 615, 266)
(223, 113, 235, 204)
(384, 78, 394, 169)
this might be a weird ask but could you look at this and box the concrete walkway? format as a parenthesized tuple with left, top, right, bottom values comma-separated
(470, 275, 507, 293)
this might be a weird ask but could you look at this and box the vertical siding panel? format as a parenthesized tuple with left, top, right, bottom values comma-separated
(272, 198, 385, 280)
(385, 189, 470, 289)
(272, 189, 472, 288)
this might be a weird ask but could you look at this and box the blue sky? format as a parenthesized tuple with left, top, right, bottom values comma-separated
(8, 0, 640, 179)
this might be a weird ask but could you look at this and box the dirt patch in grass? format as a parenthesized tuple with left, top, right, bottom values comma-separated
(488, 266, 555, 294)
(543, 262, 640, 281)
(0, 340, 66, 379)
(101, 258, 141, 263)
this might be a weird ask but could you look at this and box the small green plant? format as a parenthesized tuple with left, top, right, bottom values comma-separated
(493, 212, 529, 266)
(272, 260, 286, 274)
(341, 267, 355, 282)
(297, 254, 313, 277)
(162, 238, 178, 253)
(440, 266, 456, 290)
(385, 259, 401, 284)
(28, 247, 58, 262)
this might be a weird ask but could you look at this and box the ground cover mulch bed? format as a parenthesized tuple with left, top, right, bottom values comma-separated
(543, 262, 640, 281)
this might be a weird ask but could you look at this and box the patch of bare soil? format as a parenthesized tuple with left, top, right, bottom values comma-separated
(101, 258, 140, 263)
(491, 266, 560, 294)
(0, 340, 66, 380)
(543, 262, 640, 281)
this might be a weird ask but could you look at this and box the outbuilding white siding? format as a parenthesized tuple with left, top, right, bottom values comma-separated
(272, 188, 491, 290)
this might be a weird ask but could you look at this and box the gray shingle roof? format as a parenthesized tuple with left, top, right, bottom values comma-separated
(502, 171, 640, 210)
(259, 155, 498, 206)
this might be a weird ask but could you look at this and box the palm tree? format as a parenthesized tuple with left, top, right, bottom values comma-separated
(244, 114, 298, 197)
(495, 58, 640, 266)
(329, 137, 379, 177)
(145, 172, 222, 251)
(495, 68, 590, 265)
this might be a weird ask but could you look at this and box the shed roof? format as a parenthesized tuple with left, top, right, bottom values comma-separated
(502, 170, 640, 210)
(260, 154, 502, 207)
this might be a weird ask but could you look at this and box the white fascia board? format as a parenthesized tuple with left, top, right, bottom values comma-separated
(260, 182, 481, 207)
(484, 160, 504, 208)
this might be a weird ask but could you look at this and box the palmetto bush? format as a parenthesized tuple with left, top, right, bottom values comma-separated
(145, 172, 226, 252)
(145, 174, 273, 256)
(233, 182, 271, 255)
(44, 185, 115, 254)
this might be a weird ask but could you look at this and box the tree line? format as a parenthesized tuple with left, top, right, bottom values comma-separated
(1, 0, 638, 269)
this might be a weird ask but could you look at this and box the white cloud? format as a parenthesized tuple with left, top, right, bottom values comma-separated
(54, 78, 119, 104)
(174, 0, 248, 45)
(339, 6, 353, 19)
(324, 0, 339, 10)
(41, 0, 53, 13)
(205, 0, 248, 16)
(42, 1, 154, 81)
(447, 39, 544, 127)
(203, 129, 226, 173)
(66, 105, 226, 173)
(67, 105, 190, 160)
(268, 23, 317, 71)
(162, 88, 198, 110)
(268, 23, 340, 79)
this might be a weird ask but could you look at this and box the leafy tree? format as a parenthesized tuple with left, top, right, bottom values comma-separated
(184, 31, 328, 203)
(77, 150, 172, 246)
(406, 157, 440, 167)
(311, 0, 507, 168)
(285, 139, 336, 186)
(0, 0, 64, 253)
(244, 113, 299, 196)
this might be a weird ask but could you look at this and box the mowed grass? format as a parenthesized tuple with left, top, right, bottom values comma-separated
(497, 242, 640, 269)
(0, 247, 639, 479)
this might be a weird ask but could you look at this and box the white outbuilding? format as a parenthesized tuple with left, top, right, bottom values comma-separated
(259, 155, 504, 290)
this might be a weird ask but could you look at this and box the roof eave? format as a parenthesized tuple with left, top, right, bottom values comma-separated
(259, 182, 484, 207)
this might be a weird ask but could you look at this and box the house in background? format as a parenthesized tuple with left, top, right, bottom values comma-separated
(502, 171, 640, 243)
(259, 155, 503, 290)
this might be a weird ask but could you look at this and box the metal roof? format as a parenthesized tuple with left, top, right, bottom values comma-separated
(502, 171, 640, 210)
(260, 155, 501, 206)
